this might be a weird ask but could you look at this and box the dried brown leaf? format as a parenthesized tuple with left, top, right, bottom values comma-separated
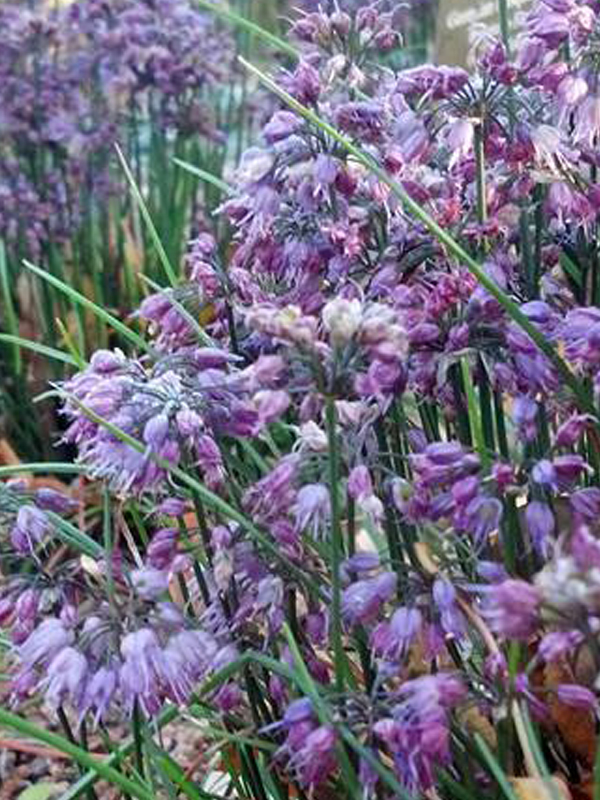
(511, 776, 571, 800)
(544, 663, 596, 766)
(457, 705, 497, 749)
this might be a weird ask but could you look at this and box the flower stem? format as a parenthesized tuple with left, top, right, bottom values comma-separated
(325, 395, 345, 694)
(497, 0, 511, 54)
(474, 123, 487, 226)
(0, 708, 151, 800)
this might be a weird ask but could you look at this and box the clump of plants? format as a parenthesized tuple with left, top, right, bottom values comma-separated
(3, 1, 600, 799)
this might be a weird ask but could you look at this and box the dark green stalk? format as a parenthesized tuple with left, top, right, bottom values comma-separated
(58, 708, 99, 800)
(493, 391, 510, 459)
(347, 494, 356, 557)
(132, 701, 146, 779)
(194, 0, 299, 58)
(0, 708, 155, 800)
(103, 489, 117, 617)
(192, 490, 214, 566)
(478, 360, 496, 453)
(450, 365, 473, 447)
(497, 0, 511, 54)
(325, 396, 346, 693)
(520, 207, 536, 298)
(474, 123, 487, 226)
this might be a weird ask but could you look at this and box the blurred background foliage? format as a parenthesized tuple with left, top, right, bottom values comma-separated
(0, 0, 437, 462)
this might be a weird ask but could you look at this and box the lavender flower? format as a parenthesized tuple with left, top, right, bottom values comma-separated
(483, 580, 541, 640)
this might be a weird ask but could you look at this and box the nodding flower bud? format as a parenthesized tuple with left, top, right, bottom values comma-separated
(295, 484, 331, 539)
(525, 501, 555, 557)
(445, 118, 474, 167)
(11, 505, 50, 554)
(157, 498, 187, 517)
(347, 465, 373, 501)
(570, 487, 600, 519)
(330, 10, 351, 37)
(554, 414, 594, 448)
(131, 567, 170, 600)
(483, 580, 541, 640)
(288, 726, 337, 788)
(538, 630, 583, 662)
(263, 111, 302, 144)
(322, 297, 362, 346)
(372, 606, 423, 660)
(341, 572, 396, 627)
(43, 646, 88, 710)
(34, 488, 77, 513)
(513, 396, 539, 441)
(90, 349, 126, 374)
(14, 589, 39, 624)
(557, 684, 597, 710)
(143, 413, 170, 450)
(253, 389, 290, 426)
(19, 618, 73, 668)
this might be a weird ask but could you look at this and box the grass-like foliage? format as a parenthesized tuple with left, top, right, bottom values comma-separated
(2, 1, 600, 799)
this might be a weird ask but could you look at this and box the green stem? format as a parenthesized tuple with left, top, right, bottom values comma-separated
(57, 707, 98, 800)
(497, 0, 511, 54)
(132, 701, 146, 779)
(0, 708, 154, 800)
(63, 392, 325, 601)
(325, 396, 345, 694)
(474, 123, 487, 225)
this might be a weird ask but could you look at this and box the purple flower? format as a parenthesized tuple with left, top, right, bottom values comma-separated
(147, 528, 179, 569)
(19, 619, 73, 668)
(288, 726, 337, 788)
(263, 111, 302, 144)
(372, 606, 423, 661)
(462, 496, 503, 545)
(525, 501, 555, 557)
(538, 630, 583, 662)
(42, 647, 88, 711)
(335, 101, 384, 143)
(81, 664, 119, 725)
(483, 580, 541, 640)
(342, 572, 396, 627)
(532, 459, 558, 490)
(375, 674, 465, 791)
(445, 118, 474, 167)
(34, 488, 78, 514)
(556, 684, 597, 710)
(570, 487, 600, 519)
(11, 505, 50, 554)
(512, 396, 539, 441)
(120, 628, 165, 715)
(131, 567, 170, 600)
(243, 455, 300, 524)
(294, 484, 331, 538)
(433, 578, 465, 637)
(574, 95, 600, 148)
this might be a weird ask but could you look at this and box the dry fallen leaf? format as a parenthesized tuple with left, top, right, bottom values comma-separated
(545, 663, 596, 766)
(414, 540, 439, 575)
(457, 705, 497, 749)
(511, 776, 571, 800)
(0, 438, 21, 467)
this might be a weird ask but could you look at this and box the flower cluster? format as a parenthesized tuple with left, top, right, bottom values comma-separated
(6, 1, 600, 798)
(0, 0, 233, 257)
